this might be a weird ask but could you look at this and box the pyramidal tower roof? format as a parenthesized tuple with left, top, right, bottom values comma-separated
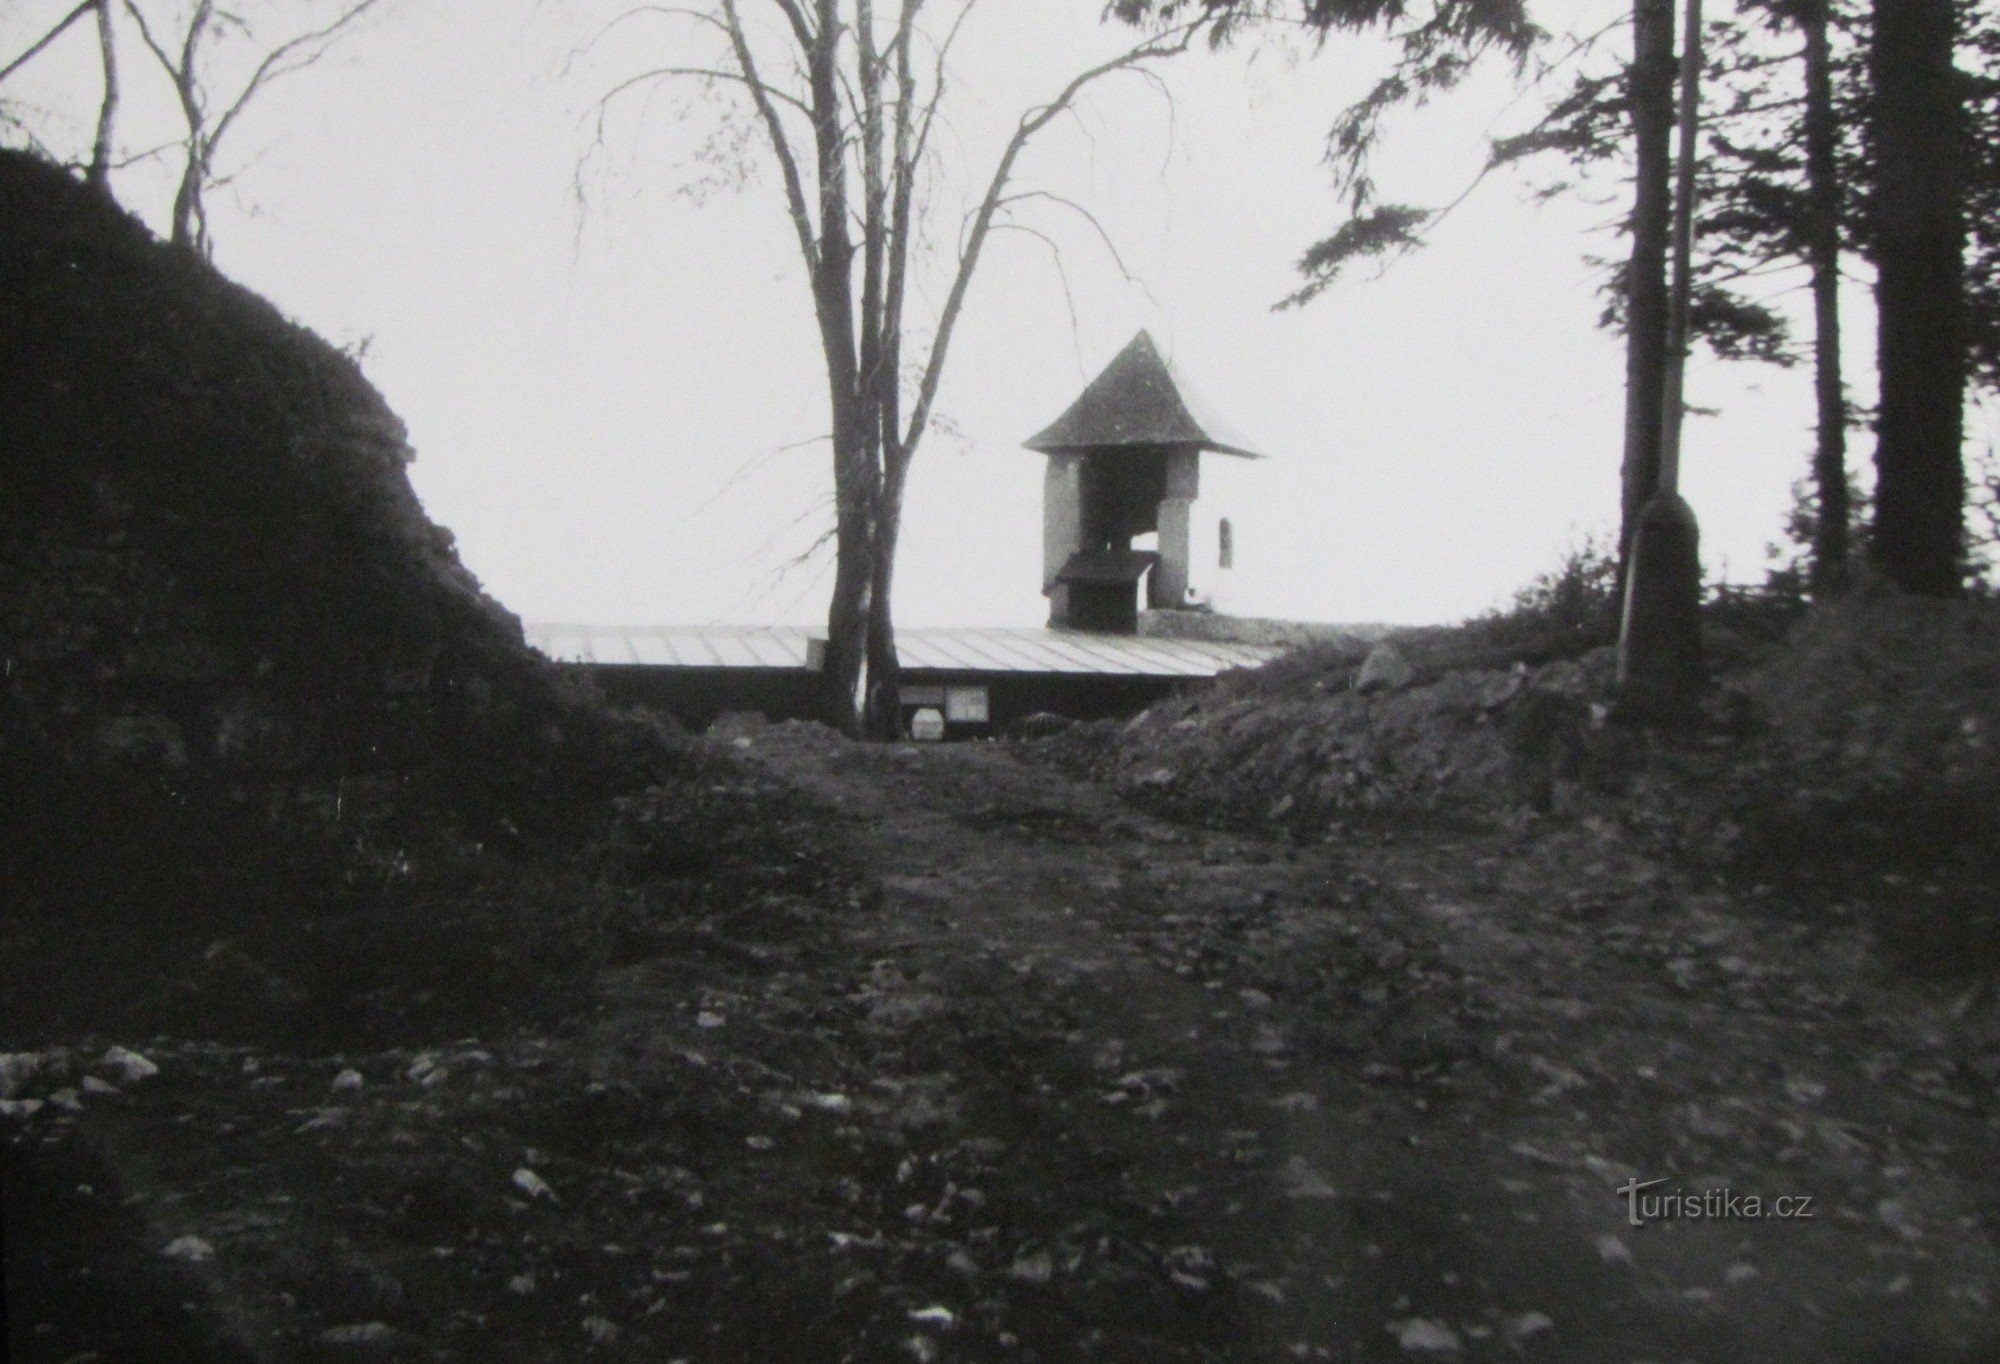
(1023, 331, 1261, 458)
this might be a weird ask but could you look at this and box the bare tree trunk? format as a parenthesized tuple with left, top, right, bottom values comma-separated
(820, 378, 875, 732)
(1617, 0, 1705, 728)
(862, 456, 909, 739)
(804, 0, 876, 733)
(162, 1, 213, 254)
(1618, 0, 1678, 591)
(822, 479, 874, 732)
(1801, 0, 1850, 597)
(170, 152, 202, 250)
(1869, 0, 1966, 596)
(86, 0, 117, 194)
(695, 4, 1196, 735)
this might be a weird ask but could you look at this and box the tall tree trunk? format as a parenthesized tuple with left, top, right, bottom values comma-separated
(822, 475, 874, 732)
(1869, 0, 1966, 596)
(1617, 0, 1705, 727)
(820, 344, 873, 733)
(170, 149, 203, 251)
(166, 0, 212, 254)
(1802, 0, 1850, 596)
(1618, 0, 1678, 589)
(86, 0, 117, 194)
(862, 456, 909, 740)
(806, 0, 875, 732)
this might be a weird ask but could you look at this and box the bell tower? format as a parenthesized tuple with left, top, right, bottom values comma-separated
(1023, 332, 1260, 632)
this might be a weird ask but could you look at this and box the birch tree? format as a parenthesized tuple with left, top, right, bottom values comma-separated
(122, 0, 385, 255)
(0, 0, 121, 187)
(591, 1, 1202, 736)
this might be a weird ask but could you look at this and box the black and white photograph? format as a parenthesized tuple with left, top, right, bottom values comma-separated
(3, 0, 1998, 1358)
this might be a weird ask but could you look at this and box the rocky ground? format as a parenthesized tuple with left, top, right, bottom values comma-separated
(8, 721, 1997, 1363)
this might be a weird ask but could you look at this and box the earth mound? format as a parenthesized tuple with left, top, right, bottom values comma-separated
(0, 149, 827, 1047)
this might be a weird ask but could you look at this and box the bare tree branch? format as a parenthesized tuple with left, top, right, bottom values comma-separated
(899, 20, 1202, 459)
(987, 220, 1084, 363)
(208, 0, 387, 154)
(118, 0, 176, 77)
(595, 63, 813, 118)
(563, 4, 735, 78)
(0, 0, 96, 87)
(87, 0, 118, 190)
(121, 0, 380, 254)
(592, 0, 1200, 733)
(721, 0, 821, 274)
(994, 189, 1143, 286)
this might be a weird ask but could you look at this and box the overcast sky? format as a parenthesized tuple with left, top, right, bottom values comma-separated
(8, 0, 1872, 629)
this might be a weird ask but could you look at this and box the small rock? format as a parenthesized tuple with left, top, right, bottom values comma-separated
(332, 1068, 365, 1092)
(1504, 1310, 1555, 1342)
(1594, 1234, 1634, 1267)
(48, 1087, 82, 1112)
(1010, 1249, 1054, 1284)
(1163, 1244, 1216, 1291)
(512, 1168, 557, 1201)
(696, 1011, 726, 1029)
(908, 1306, 956, 1326)
(1388, 1317, 1463, 1354)
(1279, 1156, 1340, 1201)
(0, 1098, 44, 1119)
(1877, 1198, 1922, 1240)
(162, 1235, 214, 1264)
(99, 1046, 159, 1084)
(806, 1092, 852, 1114)
(1353, 643, 1415, 694)
(82, 1075, 119, 1095)
(581, 1315, 620, 1344)
(508, 1273, 537, 1295)
(0, 1052, 44, 1100)
(316, 1321, 406, 1349)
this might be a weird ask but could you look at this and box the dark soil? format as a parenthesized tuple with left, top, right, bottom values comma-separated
(9, 726, 1997, 1362)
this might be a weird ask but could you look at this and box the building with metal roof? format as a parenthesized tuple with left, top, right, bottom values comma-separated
(527, 623, 1276, 735)
(529, 331, 1282, 738)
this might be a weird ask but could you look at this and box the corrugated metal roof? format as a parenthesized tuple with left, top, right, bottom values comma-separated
(530, 625, 815, 669)
(526, 624, 1275, 679)
(1023, 331, 1261, 459)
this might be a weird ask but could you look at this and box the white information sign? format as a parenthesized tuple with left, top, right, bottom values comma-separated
(944, 686, 990, 724)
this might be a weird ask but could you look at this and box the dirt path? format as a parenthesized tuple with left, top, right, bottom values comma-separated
(8, 726, 1996, 1363)
(722, 725, 1998, 1363)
